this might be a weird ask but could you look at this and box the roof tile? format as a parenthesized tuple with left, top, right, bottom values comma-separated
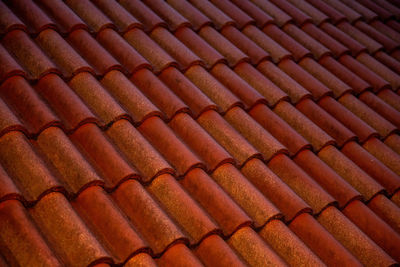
(182, 168, 251, 236)
(251, 0, 293, 27)
(0, 165, 21, 201)
(0, 44, 25, 83)
(368, 193, 400, 233)
(0, 97, 24, 138)
(166, 0, 212, 31)
(210, 0, 255, 29)
(157, 244, 203, 267)
(371, 20, 400, 44)
(0, 1, 25, 35)
(230, 0, 274, 28)
(306, 0, 346, 24)
(286, 0, 329, 25)
(384, 133, 400, 155)
(322, 0, 362, 23)
(270, 0, 312, 26)
(0, 200, 61, 266)
(355, 21, 399, 53)
(188, 0, 235, 30)
(125, 253, 157, 267)
(374, 51, 400, 75)
(112, 180, 186, 255)
(357, 0, 395, 21)
(340, 0, 378, 22)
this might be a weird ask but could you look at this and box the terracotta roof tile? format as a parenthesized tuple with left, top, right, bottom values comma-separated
(0, 44, 25, 83)
(340, 0, 378, 22)
(195, 235, 246, 266)
(166, 0, 212, 31)
(0, 200, 61, 266)
(374, 51, 400, 75)
(125, 253, 157, 267)
(355, 21, 399, 53)
(0, 97, 24, 137)
(157, 244, 203, 267)
(378, 89, 400, 112)
(0, 1, 26, 35)
(230, 0, 274, 28)
(306, 0, 346, 24)
(252, 0, 294, 26)
(112, 180, 186, 255)
(0, 165, 21, 202)
(368, 193, 400, 233)
(188, 0, 235, 30)
(384, 133, 400, 155)
(357, 0, 395, 21)
(210, 0, 255, 29)
(270, 0, 312, 26)
(371, 20, 400, 44)
(259, 219, 324, 266)
(322, 0, 362, 23)
(286, 0, 329, 25)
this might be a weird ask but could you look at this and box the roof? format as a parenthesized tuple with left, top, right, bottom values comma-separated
(0, 0, 400, 266)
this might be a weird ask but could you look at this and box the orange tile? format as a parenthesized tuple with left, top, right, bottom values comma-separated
(125, 253, 157, 267)
(143, 0, 190, 31)
(0, 44, 25, 83)
(166, 0, 211, 31)
(157, 244, 203, 267)
(0, 200, 61, 266)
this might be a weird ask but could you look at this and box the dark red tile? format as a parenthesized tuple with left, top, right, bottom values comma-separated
(289, 213, 362, 266)
(384, 133, 400, 155)
(67, 29, 122, 76)
(71, 123, 139, 188)
(341, 0, 378, 22)
(376, 0, 400, 18)
(96, 28, 151, 74)
(73, 186, 148, 263)
(270, 0, 312, 26)
(0, 76, 60, 135)
(252, 0, 293, 26)
(355, 21, 399, 53)
(321, 0, 362, 23)
(228, 227, 287, 266)
(259, 219, 324, 266)
(0, 165, 21, 202)
(35, 74, 98, 132)
(368, 194, 400, 233)
(36, 0, 87, 34)
(106, 120, 174, 182)
(64, 0, 114, 33)
(138, 116, 203, 176)
(392, 191, 400, 207)
(306, 0, 346, 24)
(0, 97, 24, 138)
(0, 1, 26, 35)
(0, 44, 25, 83)
(242, 158, 312, 221)
(112, 179, 187, 255)
(101, 70, 162, 124)
(357, 0, 395, 21)
(120, 0, 166, 32)
(2, 30, 58, 80)
(68, 72, 128, 126)
(210, 0, 254, 29)
(188, 0, 235, 30)
(166, 0, 212, 31)
(263, 24, 311, 62)
(150, 27, 202, 70)
(230, 0, 274, 28)
(169, 113, 233, 171)
(285, 0, 329, 25)
(197, 110, 260, 167)
(124, 28, 177, 74)
(234, 62, 289, 107)
(131, 68, 189, 119)
(125, 253, 157, 267)
(185, 65, 242, 113)
(371, 20, 400, 44)
(388, 20, 400, 34)
(0, 200, 61, 266)
(318, 145, 385, 201)
(273, 101, 335, 152)
(157, 244, 203, 267)
(374, 51, 400, 75)
(278, 58, 332, 100)
(195, 235, 246, 267)
(268, 154, 336, 214)
(182, 168, 250, 236)
(212, 163, 282, 227)
(243, 24, 292, 63)
(221, 25, 270, 65)
(317, 206, 396, 266)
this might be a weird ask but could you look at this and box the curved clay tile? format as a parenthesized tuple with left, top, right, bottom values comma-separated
(35, 73, 98, 132)
(318, 145, 385, 201)
(269, 0, 312, 26)
(378, 89, 400, 112)
(340, 0, 378, 22)
(258, 60, 312, 104)
(138, 116, 204, 177)
(319, 56, 371, 94)
(0, 1, 26, 35)
(306, 0, 346, 24)
(268, 154, 336, 214)
(96, 28, 151, 74)
(30, 192, 111, 266)
(106, 120, 174, 182)
(370, 20, 400, 44)
(374, 51, 400, 75)
(64, 0, 114, 33)
(342, 141, 400, 195)
(230, 0, 274, 28)
(243, 25, 292, 63)
(221, 26, 270, 65)
(35, 127, 104, 195)
(0, 97, 24, 138)
(182, 168, 251, 236)
(286, 0, 329, 25)
(234, 62, 288, 107)
(1, 30, 58, 80)
(384, 133, 400, 155)
(322, 0, 362, 23)
(160, 67, 217, 118)
(211, 63, 267, 109)
(317, 206, 396, 266)
(224, 107, 288, 161)
(73, 186, 149, 263)
(195, 235, 246, 266)
(35, 29, 93, 79)
(0, 165, 21, 202)
(35, 0, 87, 34)
(227, 227, 287, 266)
(294, 149, 361, 208)
(125, 253, 157, 267)
(242, 158, 312, 221)
(68, 72, 128, 126)
(278, 58, 332, 101)
(259, 219, 325, 266)
(251, 0, 293, 27)
(150, 27, 202, 70)
(157, 244, 203, 267)
(0, 76, 60, 136)
(119, 0, 167, 32)
(210, 0, 255, 29)
(368, 194, 400, 233)
(188, 0, 235, 30)
(355, 21, 399, 53)
(174, 27, 226, 69)
(143, 0, 191, 32)
(263, 24, 312, 62)
(124, 28, 177, 74)
(67, 29, 122, 76)
(0, 44, 25, 83)
(92, 0, 141, 33)
(289, 213, 362, 266)
(357, 0, 395, 21)
(169, 113, 233, 171)
(166, 0, 212, 31)
(70, 123, 140, 189)
(111, 179, 187, 255)
(0, 200, 61, 266)
(131, 68, 188, 120)
(101, 70, 161, 125)
(296, 98, 356, 147)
